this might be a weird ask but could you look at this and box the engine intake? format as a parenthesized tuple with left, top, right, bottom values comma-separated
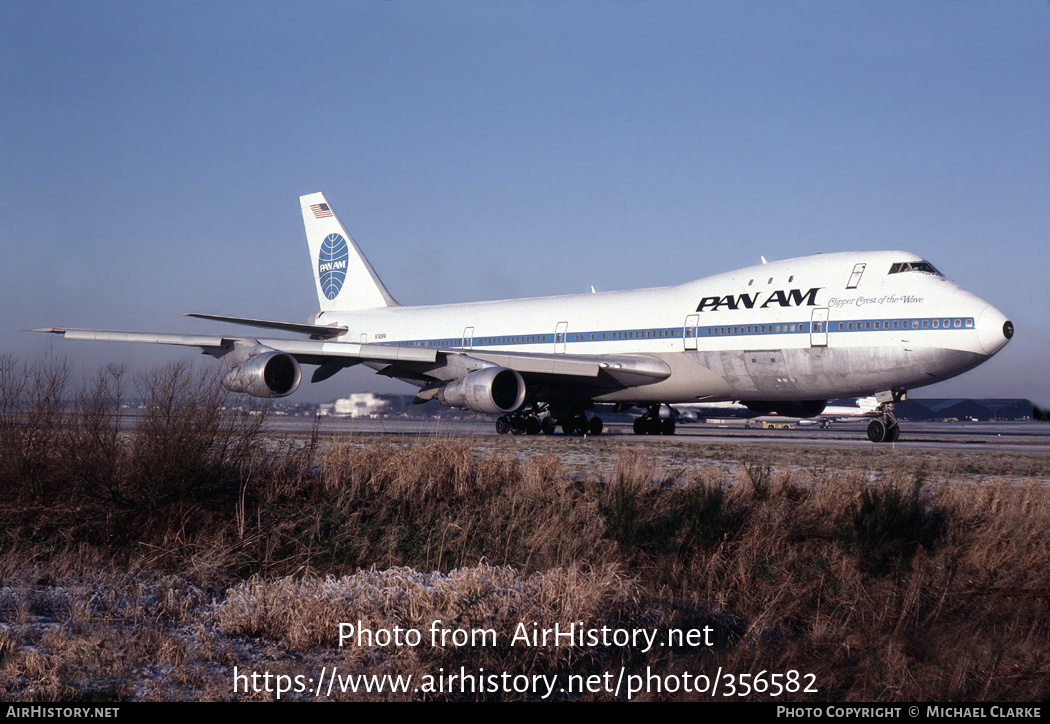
(222, 351, 302, 398)
(744, 400, 827, 418)
(437, 367, 526, 414)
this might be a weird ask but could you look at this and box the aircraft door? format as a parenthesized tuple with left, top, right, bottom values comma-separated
(462, 326, 474, 349)
(810, 308, 829, 347)
(683, 314, 699, 350)
(555, 321, 568, 354)
(846, 263, 866, 289)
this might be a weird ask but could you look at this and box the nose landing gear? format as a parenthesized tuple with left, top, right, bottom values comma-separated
(867, 390, 904, 443)
(867, 415, 900, 443)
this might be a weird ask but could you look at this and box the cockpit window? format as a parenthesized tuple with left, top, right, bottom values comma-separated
(910, 261, 941, 274)
(888, 260, 942, 275)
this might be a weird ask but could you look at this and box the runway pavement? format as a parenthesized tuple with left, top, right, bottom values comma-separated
(261, 415, 1050, 455)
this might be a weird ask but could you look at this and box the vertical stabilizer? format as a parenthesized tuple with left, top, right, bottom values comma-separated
(300, 192, 399, 311)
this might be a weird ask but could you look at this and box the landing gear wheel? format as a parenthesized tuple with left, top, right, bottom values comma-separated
(870, 390, 905, 444)
(588, 416, 604, 435)
(495, 416, 511, 435)
(867, 419, 887, 443)
(633, 418, 647, 435)
(541, 416, 556, 435)
(660, 419, 676, 435)
(525, 416, 541, 435)
(511, 417, 526, 435)
(561, 419, 577, 436)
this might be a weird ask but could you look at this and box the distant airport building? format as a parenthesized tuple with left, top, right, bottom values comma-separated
(896, 399, 1034, 422)
(317, 393, 393, 418)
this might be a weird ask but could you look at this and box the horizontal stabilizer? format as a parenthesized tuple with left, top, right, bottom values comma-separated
(182, 313, 347, 339)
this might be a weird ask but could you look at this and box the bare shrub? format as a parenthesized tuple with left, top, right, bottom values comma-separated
(61, 365, 127, 507)
(841, 467, 943, 575)
(124, 363, 268, 513)
(0, 354, 72, 500)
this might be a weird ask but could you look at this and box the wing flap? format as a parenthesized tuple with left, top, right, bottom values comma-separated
(268, 339, 438, 364)
(453, 350, 601, 377)
(449, 349, 671, 386)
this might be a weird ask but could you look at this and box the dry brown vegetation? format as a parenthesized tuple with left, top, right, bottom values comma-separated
(1, 357, 1048, 701)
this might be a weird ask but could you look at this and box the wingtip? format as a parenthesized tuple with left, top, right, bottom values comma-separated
(28, 327, 65, 334)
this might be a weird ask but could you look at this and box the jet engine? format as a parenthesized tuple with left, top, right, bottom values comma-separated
(222, 350, 302, 398)
(437, 367, 526, 414)
(743, 400, 827, 418)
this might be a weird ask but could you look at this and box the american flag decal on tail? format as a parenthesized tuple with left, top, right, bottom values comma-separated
(311, 203, 334, 219)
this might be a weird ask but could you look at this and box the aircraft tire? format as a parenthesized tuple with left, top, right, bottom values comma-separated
(661, 419, 676, 435)
(633, 418, 647, 435)
(525, 416, 541, 435)
(496, 417, 511, 435)
(867, 419, 887, 443)
(588, 416, 603, 435)
(541, 416, 556, 435)
(886, 424, 900, 443)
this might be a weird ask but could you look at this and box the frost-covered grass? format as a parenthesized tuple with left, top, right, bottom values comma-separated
(1, 358, 1048, 701)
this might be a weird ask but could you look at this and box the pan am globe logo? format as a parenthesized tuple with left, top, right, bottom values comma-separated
(318, 233, 350, 300)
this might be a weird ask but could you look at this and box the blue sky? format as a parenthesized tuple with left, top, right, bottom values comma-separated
(2, 1, 1047, 403)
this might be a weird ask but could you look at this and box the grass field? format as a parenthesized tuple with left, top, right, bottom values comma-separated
(1, 359, 1048, 701)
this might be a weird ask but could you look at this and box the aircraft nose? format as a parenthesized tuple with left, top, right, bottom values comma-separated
(976, 304, 1013, 355)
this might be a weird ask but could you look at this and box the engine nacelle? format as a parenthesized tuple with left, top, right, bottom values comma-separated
(744, 399, 827, 418)
(437, 367, 526, 414)
(222, 351, 302, 398)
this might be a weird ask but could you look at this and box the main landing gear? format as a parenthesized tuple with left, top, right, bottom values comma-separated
(495, 404, 602, 436)
(560, 412, 604, 436)
(632, 404, 676, 435)
(495, 407, 553, 435)
(867, 391, 904, 443)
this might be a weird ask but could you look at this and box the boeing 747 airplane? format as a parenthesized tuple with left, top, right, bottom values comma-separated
(36, 192, 1014, 442)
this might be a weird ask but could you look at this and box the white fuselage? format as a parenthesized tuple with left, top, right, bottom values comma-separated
(316, 250, 1010, 405)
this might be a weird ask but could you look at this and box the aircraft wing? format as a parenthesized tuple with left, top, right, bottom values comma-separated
(33, 328, 437, 365)
(32, 328, 670, 391)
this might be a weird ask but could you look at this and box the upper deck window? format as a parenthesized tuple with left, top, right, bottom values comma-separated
(889, 261, 943, 275)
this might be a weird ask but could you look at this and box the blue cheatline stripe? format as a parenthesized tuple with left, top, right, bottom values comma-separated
(375, 316, 975, 349)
